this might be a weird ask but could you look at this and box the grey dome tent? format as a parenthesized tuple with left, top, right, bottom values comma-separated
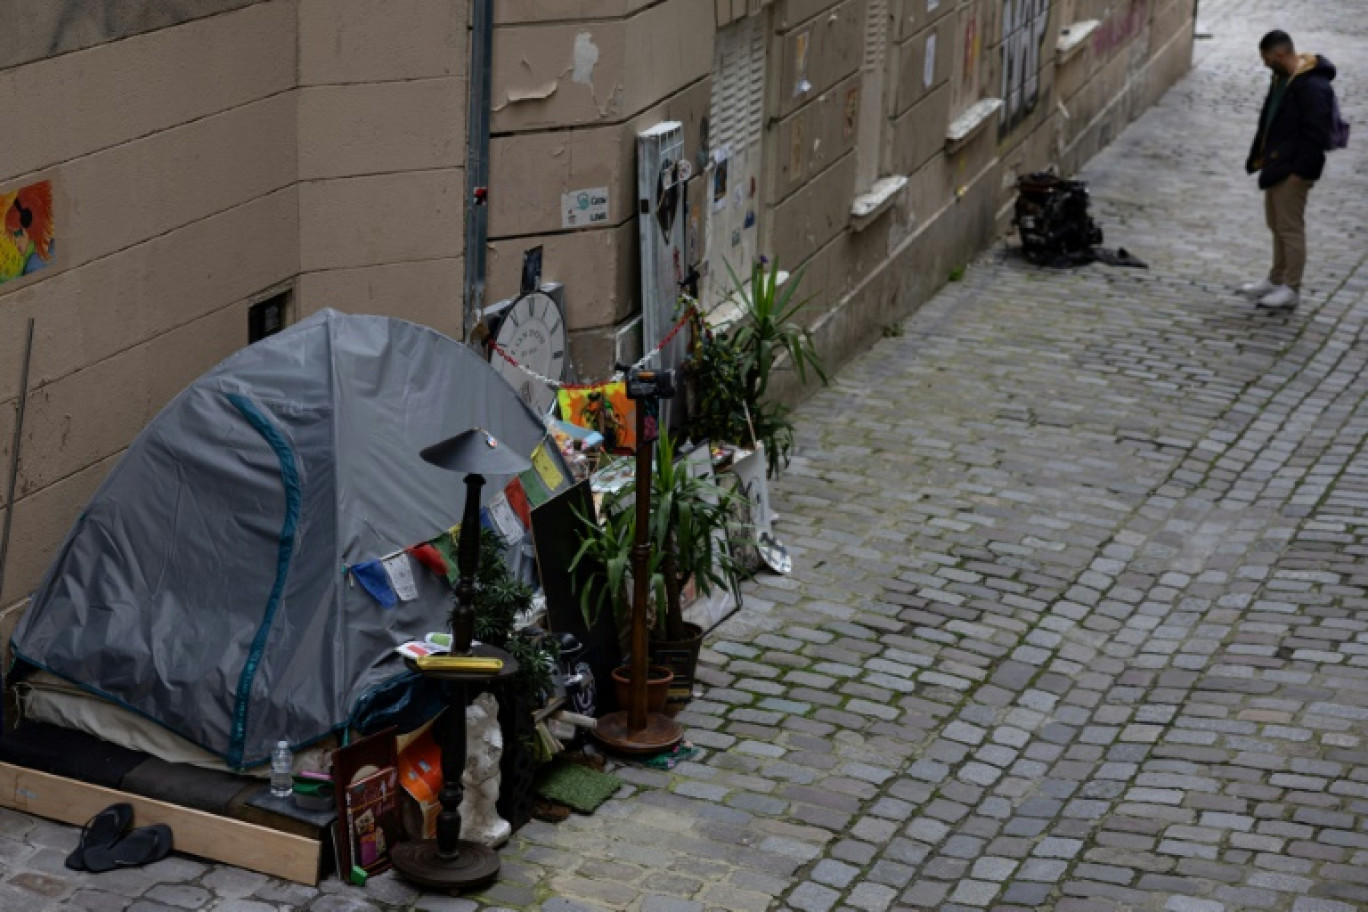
(10, 310, 566, 768)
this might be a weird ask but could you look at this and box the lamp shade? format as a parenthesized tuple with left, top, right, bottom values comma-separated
(420, 427, 533, 476)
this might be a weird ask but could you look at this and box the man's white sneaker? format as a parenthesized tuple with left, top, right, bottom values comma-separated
(1239, 278, 1277, 298)
(1257, 285, 1299, 309)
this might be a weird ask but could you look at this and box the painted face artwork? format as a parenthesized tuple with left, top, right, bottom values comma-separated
(0, 180, 55, 284)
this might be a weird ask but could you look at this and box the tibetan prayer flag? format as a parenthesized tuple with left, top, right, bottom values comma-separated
(382, 553, 419, 602)
(351, 560, 398, 608)
(504, 477, 533, 527)
(532, 441, 566, 492)
(519, 467, 551, 509)
(432, 530, 461, 586)
(406, 543, 448, 579)
(487, 492, 524, 544)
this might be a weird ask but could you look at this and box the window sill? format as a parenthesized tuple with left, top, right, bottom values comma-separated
(850, 175, 908, 232)
(1056, 20, 1099, 64)
(946, 98, 1003, 153)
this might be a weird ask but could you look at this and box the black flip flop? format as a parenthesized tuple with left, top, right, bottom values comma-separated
(82, 823, 174, 873)
(64, 803, 133, 872)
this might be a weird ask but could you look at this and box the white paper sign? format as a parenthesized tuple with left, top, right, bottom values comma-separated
(562, 187, 610, 229)
(382, 554, 419, 602)
(924, 33, 937, 89)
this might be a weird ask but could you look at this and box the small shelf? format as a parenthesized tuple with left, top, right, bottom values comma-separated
(1056, 20, 1100, 64)
(946, 98, 1003, 153)
(851, 175, 908, 231)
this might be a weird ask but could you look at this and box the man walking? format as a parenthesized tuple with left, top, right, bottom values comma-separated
(1241, 30, 1337, 310)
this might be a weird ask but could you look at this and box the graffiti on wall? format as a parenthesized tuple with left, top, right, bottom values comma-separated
(1092, 0, 1150, 56)
(1000, 0, 1051, 136)
(1, 181, 55, 286)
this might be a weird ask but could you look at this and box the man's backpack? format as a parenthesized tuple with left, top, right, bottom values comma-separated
(1328, 91, 1350, 150)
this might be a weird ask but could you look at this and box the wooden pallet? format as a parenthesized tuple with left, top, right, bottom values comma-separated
(0, 761, 322, 884)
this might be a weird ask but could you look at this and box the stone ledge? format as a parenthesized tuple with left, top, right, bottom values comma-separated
(1057, 20, 1100, 64)
(850, 175, 908, 232)
(946, 98, 1003, 153)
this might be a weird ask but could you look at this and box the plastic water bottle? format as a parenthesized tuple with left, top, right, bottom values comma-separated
(270, 741, 293, 798)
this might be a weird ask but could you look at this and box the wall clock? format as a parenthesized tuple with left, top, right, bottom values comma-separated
(489, 289, 567, 415)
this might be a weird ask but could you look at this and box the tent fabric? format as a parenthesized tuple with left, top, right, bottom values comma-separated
(11, 310, 566, 768)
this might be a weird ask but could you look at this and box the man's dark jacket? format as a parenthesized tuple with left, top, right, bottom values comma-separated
(1246, 54, 1336, 189)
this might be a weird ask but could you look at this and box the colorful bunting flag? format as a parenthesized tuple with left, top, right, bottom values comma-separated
(504, 478, 532, 527)
(382, 553, 418, 602)
(351, 560, 398, 608)
(531, 441, 566, 492)
(519, 468, 551, 509)
(406, 543, 448, 579)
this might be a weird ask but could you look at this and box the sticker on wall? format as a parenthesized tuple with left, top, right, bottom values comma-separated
(655, 160, 680, 240)
(927, 0, 941, 11)
(793, 30, 813, 97)
(712, 147, 730, 212)
(924, 32, 938, 89)
(562, 186, 610, 229)
(1, 180, 55, 286)
(844, 85, 860, 141)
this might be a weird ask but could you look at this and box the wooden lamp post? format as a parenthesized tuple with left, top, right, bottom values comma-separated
(592, 368, 684, 755)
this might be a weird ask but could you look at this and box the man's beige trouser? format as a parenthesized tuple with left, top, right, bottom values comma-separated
(1265, 174, 1313, 290)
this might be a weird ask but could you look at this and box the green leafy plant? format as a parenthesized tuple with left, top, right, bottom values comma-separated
(688, 258, 828, 477)
(569, 490, 664, 638)
(570, 429, 739, 642)
(725, 258, 828, 402)
(469, 529, 557, 708)
(687, 328, 751, 451)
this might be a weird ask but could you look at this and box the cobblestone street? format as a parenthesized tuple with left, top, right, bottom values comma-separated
(5, 1, 1368, 910)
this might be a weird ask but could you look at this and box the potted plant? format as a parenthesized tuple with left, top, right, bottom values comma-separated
(567, 486, 676, 711)
(571, 428, 739, 706)
(688, 257, 828, 478)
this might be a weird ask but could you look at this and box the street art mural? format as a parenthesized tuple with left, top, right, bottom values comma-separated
(1000, 0, 1051, 136)
(0, 181, 55, 286)
(1093, 0, 1150, 56)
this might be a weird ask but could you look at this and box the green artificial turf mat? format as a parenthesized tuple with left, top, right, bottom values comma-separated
(534, 760, 623, 813)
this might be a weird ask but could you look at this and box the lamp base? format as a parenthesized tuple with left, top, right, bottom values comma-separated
(391, 840, 500, 892)
(591, 710, 683, 755)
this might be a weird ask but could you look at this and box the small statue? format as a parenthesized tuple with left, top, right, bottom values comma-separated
(460, 692, 510, 847)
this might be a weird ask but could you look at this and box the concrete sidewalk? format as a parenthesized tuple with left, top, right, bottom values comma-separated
(5, 2, 1368, 910)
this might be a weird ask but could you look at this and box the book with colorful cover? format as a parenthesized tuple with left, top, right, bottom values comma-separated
(330, 727, 399, 879)
(345, 765, 401, 872)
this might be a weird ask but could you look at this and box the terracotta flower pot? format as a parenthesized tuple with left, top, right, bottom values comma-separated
(611, 665, 673, 714)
